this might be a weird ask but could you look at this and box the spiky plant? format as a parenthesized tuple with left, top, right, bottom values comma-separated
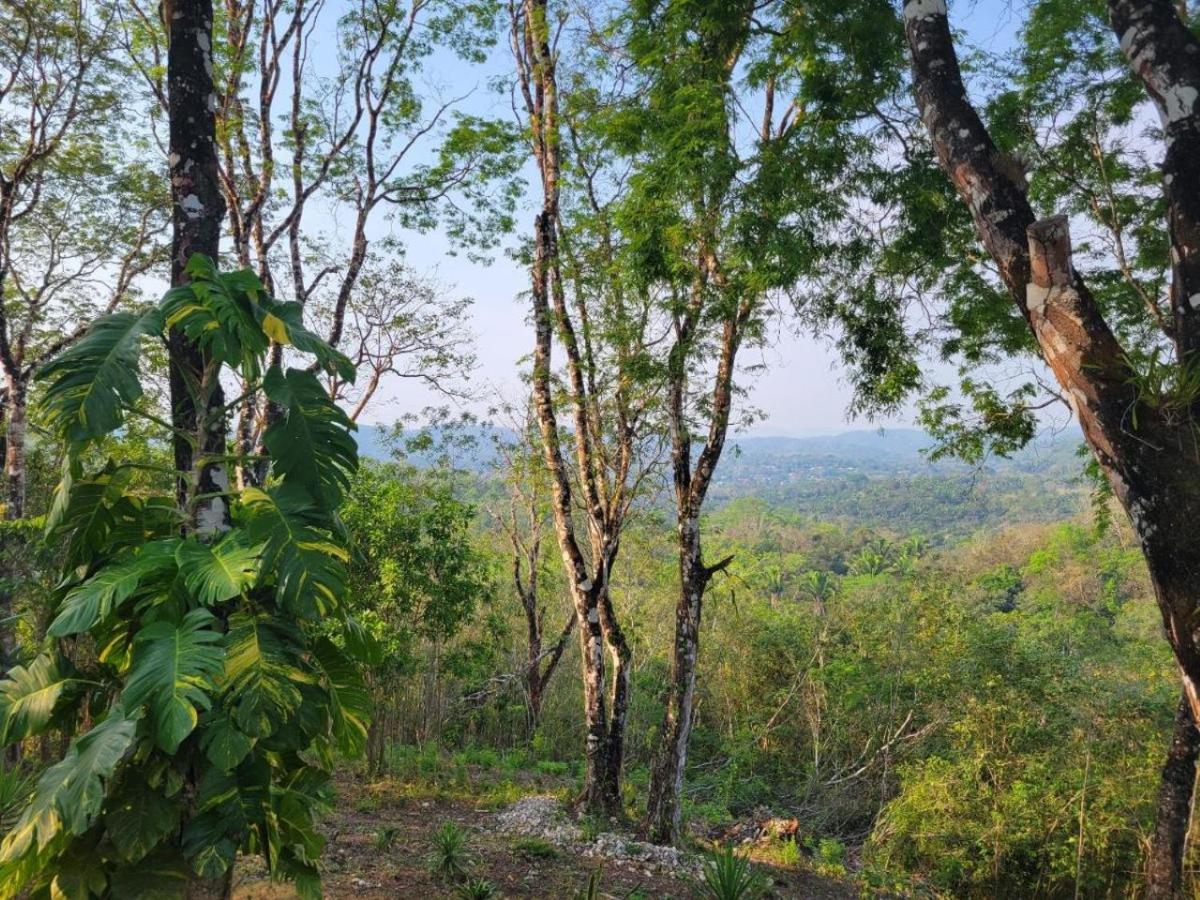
(698, 846, 767, 900)
(427, 820, 471, 882)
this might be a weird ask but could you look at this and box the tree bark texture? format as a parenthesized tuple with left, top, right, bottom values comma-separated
(1147, 693, 1200, 899)
(646, 271, 745, 845)
(3, 375, 24, 521)
(168, 0, 230, 536)
(168, 3, 233, 897)
(903, 0, 1200, 889)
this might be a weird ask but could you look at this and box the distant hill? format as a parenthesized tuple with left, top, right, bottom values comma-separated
(356, 423, 1079, 477)
(355, 423, 1088, 535)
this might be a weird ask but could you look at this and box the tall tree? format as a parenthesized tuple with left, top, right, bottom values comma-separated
(890, 0, 1200, 892)
(491, 403, 575, 734)
(628, 0, 903, 844)
(511, 0, 665, 817)
(125, 0, 519, 456)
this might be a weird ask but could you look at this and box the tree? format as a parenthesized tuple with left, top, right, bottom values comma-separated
(625, 0, 901, 844)
(123, 0, 521, 451)
(340, 461, 488, 772)
(889, 0, 1200, 893)
(510, 0, 667, 818)
(490, 402, 575, 734)
(0, 0, 165, 653)
(309, 259, 475, 423)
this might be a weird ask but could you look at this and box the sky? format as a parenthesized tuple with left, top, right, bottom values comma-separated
(353, 1, 1029, 438)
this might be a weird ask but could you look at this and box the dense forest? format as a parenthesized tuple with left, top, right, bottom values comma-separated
(1, 0, 1199, 897)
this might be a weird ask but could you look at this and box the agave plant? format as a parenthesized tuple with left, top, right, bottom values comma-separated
(698, 845, 767, 900)
(0, 256, 375, 897)
(455, 876, 498, 900)
(428, 820, 472, 882)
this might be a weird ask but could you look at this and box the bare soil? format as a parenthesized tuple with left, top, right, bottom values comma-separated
(231, 774, 859, 899)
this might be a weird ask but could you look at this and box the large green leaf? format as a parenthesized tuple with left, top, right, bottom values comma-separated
(48, 540, 179, 638)
(123, 609, 224, 753)
(175, 533, 261, 606)
(0, 656, 80, 745)
(49, 843, 109, 900)
(106, 848, 190, 899)
(311, 639, 370, 757)
(45, 466, 131, 569)
(222, 612, 310, 739)
(160, 255, 268, 379)
(37, 308, 160, 444)
(240, 485, 348, 618)
(0, 712, 137, 861)
(262, 366, 358, 508)
(104, 774, 180, 863)
(257, 297, 355, 382)
(200, 713, 253, 772)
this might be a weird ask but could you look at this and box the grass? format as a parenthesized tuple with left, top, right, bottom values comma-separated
(512, 836, 560, 860)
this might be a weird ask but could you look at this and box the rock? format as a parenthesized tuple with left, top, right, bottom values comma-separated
(493, 796, 702, 878)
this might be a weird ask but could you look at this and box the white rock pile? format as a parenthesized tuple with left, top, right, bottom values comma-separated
(494, 795, 700, 878)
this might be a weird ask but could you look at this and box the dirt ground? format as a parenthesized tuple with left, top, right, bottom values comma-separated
(230, 774, 859, 899)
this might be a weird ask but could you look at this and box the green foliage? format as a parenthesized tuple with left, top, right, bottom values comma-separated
(0, 257, 366, 897)
(455, 876, 498, 900)
(372, 825, 400, 851)
(512, 835, 559, 860)
(0, 769, 33, 834)
(427, 820, 471, 882)
(698, 846, 767, 900)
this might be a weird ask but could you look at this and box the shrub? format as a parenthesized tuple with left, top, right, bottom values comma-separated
(698, 846, 767, 900)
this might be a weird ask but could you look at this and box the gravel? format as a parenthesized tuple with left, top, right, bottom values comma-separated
(493, 796, 701, 877)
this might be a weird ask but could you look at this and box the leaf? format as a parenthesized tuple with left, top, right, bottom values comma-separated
(0, 712, 137, 861)
(262, 366, 358, 508)
(106, 848, 190, 899)
(311, 639, 370, 757)
(240, 485, 349, 618)
(222, 612, 310, 738)
(104, 774, 180, 863)
(48, 540, 179, 637)
(0, 656, 80, 745)
(257, 297, 355, 382)
(161, 258, 268, 378)
(46, 466, 131, 569)
(175, 533, 262, 605)
(123, 609, 224, 753)
(200, 713, 253, 772)
(37, 308, 161, 445)
(49, 843, 108, 900)
(342, 616, 384, 666)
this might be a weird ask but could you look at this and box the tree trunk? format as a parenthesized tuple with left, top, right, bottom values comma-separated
(3, 373, 25, 521)
(184, 868, 234, 900)
(1147, 694, 1200, 899)
(646, 516, 707, 845)
(168, 0, 229, 533)
(0, 373, 23, 665)
(597, 585, 630, 820)
(902, 1, 1200, 891)
(168, 3, 232, 896)
(574, 581, 620, 818)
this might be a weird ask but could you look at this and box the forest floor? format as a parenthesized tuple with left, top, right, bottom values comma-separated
(230, 763, 860, 899)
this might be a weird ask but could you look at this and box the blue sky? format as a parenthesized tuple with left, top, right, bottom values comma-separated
(358, 0, 1030, 437)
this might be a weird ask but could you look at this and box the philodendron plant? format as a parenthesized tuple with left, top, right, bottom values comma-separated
(0, 255, 375, 898)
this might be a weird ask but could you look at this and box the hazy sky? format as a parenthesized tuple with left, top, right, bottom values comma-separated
(356, 1, 1028, 437)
